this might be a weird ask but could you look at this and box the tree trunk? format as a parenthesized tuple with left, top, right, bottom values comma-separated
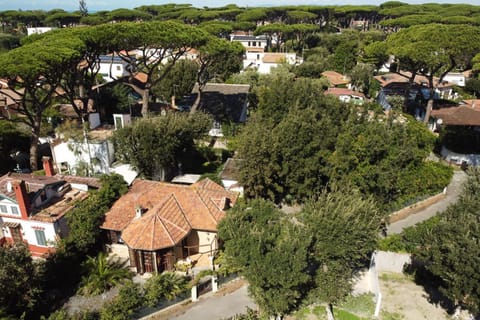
(30, 135, 39, 171)
(141, 88, 150, 118)
(190, 87, 202, 114)
(404, 72, 416, 112)
(424, 96, 434, 124)
(424, 76, 435, 124)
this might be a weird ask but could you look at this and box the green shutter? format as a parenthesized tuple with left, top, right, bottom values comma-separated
(34, 229, 47, 246)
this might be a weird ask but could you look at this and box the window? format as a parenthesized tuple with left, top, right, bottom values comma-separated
(35, 229, 47, 246)
(248, 41, 251, 46)
(10, 206, 19, 215)
(116, 65, 121, 71)
(0, 205, 6, 213)
(252, 41, 256, 47)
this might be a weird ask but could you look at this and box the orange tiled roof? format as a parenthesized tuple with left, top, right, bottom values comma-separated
(325, 87, 365, 98)
(321, 71, 350, 86)
(0, 173, 88, 222)
(101, 178, 238, 237)
(374, 72, 454, 89)
(121, 195, 191, 251)
(262, 53, 287, 64)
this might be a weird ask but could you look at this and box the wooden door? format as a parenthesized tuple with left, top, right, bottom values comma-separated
(143, 252, 154, 273)
(9, 226, 23, 244)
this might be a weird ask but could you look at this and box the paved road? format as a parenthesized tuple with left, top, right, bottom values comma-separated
(167, 284, 256, 320)
(387, 170, 467, 235)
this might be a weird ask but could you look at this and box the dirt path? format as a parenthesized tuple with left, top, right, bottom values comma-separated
(379, 272, 449, 320)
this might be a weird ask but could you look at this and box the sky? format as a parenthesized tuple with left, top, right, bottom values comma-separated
(3, 0, 480, 12)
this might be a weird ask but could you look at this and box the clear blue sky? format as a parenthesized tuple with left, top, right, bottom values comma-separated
(3, 0, 480, 12)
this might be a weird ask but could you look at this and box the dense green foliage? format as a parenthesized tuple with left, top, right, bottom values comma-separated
(0, 244, 40, 318)
(112, 112, 212, 180)
(0, 120, 29, 174)
(411, 168, 480, 316)
(237, 74, 452, 208)
(143, 272, 189, 307)
(219, 187, 382, 317)
(65, 174, 128, 254)
(99, 281, 143, 320)
(79, 252, 132, 296)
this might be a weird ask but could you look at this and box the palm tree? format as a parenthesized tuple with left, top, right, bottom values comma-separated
(79, 252, 132, 296)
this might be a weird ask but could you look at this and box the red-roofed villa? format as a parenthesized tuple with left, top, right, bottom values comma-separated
(101, 178, 238, 274)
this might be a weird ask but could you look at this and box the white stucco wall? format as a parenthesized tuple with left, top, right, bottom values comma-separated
(197, 230, 218, 254)
(0, 217, 59, 248)
(53, 139, 114, 175)
(0, 198, 22, 218)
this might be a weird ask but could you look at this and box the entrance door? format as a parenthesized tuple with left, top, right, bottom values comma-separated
(9, 226, 23, 244)
(162, 252, 174, 271)
(143, 252, 154, 273)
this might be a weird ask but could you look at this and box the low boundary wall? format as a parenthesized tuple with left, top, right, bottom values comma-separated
(389, 189, 446, 223)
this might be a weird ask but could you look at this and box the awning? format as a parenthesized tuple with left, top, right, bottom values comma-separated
(1, 221, 20, 228)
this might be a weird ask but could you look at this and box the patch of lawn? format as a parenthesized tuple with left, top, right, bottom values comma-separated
(334, 308, 365, 320)
(339, 293, 375, 317)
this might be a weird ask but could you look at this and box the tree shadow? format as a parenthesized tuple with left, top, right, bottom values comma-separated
(403, 259, 456, 315)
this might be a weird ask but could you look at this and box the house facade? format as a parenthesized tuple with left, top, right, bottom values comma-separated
(0, 157, 94, 257)
(101, 178, 238, 274)
(243, 52, 298, 74)
(230, 34, 268, 52)
(325, 87, 366, 105)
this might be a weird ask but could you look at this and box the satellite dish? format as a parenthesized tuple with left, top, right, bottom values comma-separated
(6, 181, 12, 193)
(437, 118, 443, 125)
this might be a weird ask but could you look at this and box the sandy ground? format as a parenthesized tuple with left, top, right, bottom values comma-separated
(379, 272, 450, 320)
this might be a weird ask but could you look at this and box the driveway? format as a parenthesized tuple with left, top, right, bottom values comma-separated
(387, 170, 467, 235)
(146, 279, 256, 320)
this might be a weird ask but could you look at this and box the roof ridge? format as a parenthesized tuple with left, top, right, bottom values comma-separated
(168, 193, 192, 229)
(193, 188, 219, 226)
(156, 210, 175, 247)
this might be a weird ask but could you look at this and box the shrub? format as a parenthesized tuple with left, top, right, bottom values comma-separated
(100, 281, 142, 320)
(143, 272, 189, 307)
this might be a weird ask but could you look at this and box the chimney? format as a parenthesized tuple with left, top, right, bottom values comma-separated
(42, 156, 55, 177)
(135, 205, 143, 219)
(12, 180, 29, 219)
(220, 197, 231, 210)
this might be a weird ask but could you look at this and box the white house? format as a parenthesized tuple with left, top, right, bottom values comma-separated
(443, 72, 466, 87)
(243, 52, 298, 74)
(231, 34, 268, 52)
(97, 54, 135, 82)
(51, 130, 115, 176)
(0, 157, 95, 257)
(27, 27, 56, 36)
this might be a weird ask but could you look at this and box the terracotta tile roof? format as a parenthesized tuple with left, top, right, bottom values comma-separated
(325, 87, 365, 98)
(432, 106, 480, 126)
(262, 53, 287, 64)
(0, 173, 88, 222)
(374, 72, 454, 89)
(321, 71, 350, 86)
(121, 195, 191, 251)
(101, 178, 238, 234)
(431, 105, 480, 126)
(460, 99, 480, 109)
(54, 175, 102, 189)
(31, 186, 88, 223)
(0, 173, 63, 199)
